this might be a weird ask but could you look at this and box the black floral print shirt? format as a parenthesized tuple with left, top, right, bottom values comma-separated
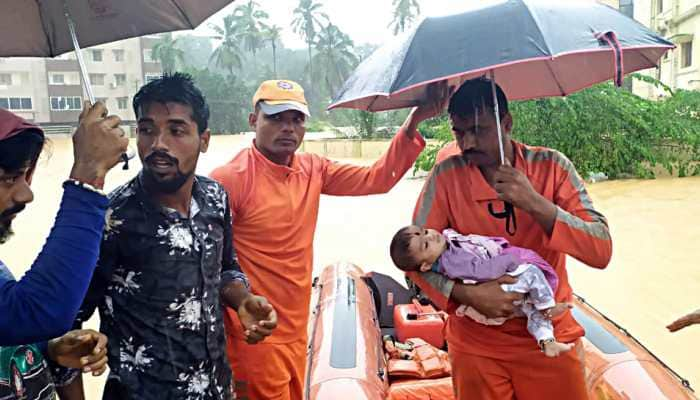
(74, 174, 247, 400)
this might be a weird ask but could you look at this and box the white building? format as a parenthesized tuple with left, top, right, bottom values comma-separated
(0, 36, 162, 129)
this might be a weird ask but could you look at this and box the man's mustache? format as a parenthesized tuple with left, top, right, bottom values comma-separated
(145, 151, 179, 166)
(0, 203, 25, 219)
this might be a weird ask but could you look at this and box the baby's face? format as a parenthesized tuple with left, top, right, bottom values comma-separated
(405, 226, 447, 269)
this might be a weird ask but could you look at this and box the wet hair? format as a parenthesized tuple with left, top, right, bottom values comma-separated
(133, 72, 210, 134)
(390, 226, 421, 271)
(0, 129, 45, 173)
(448, 77, 509, 120)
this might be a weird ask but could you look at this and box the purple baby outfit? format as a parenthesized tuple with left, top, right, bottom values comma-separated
(436, 229, 559, 292)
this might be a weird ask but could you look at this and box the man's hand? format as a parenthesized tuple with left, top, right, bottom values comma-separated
(47, 329, 108, 376)
(451, 276, 524, 319)
(667, 309, 700, 332)
(493, 164, 557, 234)
(237, 295, 277, 344)
(70, 101, 129, 189)
(403, 82, 455, 138)
(492, 164, 542, 212)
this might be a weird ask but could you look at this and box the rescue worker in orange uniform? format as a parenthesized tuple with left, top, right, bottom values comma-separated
(210, 80, 450, 400)
(407, 78, 613, 400)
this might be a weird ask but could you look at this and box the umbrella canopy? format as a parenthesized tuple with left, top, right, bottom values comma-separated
(1, 1, 232, 58)
(329, 0, 674, 112)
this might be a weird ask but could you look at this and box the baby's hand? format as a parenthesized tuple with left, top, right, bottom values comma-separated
(542, 302, 573, 319)
(541, 340, 574, 357)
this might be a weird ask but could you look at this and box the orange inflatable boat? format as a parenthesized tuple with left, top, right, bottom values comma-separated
(305, 263, 696, 400)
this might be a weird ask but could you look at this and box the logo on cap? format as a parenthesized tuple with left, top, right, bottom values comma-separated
(277, 81, 294, 90)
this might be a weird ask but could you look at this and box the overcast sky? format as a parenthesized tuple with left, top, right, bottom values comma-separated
(192, 0, 499, 49)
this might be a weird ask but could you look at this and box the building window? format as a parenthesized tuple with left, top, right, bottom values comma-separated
(657, 0, 663, 14)
(114, 74, 127, 87)
(0, 74, 12, 85)
(0, 97, 32, 110)
(49, 73, 65, 85)
(113, 49, 125, 62)
(50, 96, 82, 111)
(145, 73, 161, 84)
(682, 41, 693, 68)
(143, 49, 157, 63)
(89, 73, 105, 86)
(91, 49, 103, 62)
(117, 97, 128, 110)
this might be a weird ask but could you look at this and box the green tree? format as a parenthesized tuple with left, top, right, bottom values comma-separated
(184, 67, 254, 134)
(233, 0, 270, 62)
(389, 0, 421, 35)
(311, 23, 358, 97)
(262, 24, 283, 78)
(292, 0, 328, 94)
(209, 15, 244, 76)
(151, 34, 185, 73)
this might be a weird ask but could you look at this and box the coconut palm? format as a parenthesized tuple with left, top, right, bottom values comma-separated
(389, 0, 421, 35)
(209, 14, 244, 76)
(151, 33, 185, 73)
(292, 0, 328, 91)
(262, 24, 283, 78)
(311, 23, 359, 96)
(233, 0, 270, 60)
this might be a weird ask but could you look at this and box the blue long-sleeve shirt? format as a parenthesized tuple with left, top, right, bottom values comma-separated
(0, 182, 108, 345)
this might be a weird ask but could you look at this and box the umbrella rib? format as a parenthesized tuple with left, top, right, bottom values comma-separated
(544, 61, 566, 96)
(36, 0, 56, 57)
(388, 25, 423, 93)
(171, 1, 195, 29)
(518, 0, 554, 58)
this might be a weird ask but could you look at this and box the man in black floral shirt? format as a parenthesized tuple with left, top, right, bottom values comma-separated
(63, 74, 277, 400)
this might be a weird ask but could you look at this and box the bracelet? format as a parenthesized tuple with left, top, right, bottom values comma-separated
(64, 179, 106, 196)
(538, 338, 555, 352)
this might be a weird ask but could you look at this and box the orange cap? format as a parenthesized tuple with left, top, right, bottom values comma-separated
(252, 79, 310, 116)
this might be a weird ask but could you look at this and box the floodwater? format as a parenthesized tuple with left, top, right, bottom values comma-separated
(3, 136, 699, 396)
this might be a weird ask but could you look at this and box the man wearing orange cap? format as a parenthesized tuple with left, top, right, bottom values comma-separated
(211, 80, 449, 400)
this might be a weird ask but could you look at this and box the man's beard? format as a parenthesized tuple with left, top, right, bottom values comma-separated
(141, 152, 194, 194)
(0, 222, 13, 244)
(0, 204, 24, 244)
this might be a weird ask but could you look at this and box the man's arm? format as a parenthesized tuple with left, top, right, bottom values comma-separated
(219, 195, 277, 343)
(0, 185, 107, 345)
(493, 152, 612, 268)
(321, 84, 455, 196)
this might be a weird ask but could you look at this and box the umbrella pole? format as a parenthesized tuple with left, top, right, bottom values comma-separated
(489, 70, 505, 165)
(63, 1, 131, 169)
(63, 2, 94, 104)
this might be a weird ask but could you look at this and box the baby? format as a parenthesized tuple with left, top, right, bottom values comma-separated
(390, 225, 573, 357)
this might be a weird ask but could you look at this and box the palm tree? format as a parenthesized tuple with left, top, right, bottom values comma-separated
(389, 0, 421, 35)
(209, 15, 244, 76)
(233, 0, 269, 62)
(262, 24, 283, 78)
(292, 0, 328, 92)
(311, 23, 359, 97)
(151, 33, 185, 73)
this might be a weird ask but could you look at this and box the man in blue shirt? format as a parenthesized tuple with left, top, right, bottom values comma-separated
(0, 105, 128, 398)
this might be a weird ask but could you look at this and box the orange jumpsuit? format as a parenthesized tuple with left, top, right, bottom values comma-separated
(210, 129, 425, 400)
(408, 140, 612, 400)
